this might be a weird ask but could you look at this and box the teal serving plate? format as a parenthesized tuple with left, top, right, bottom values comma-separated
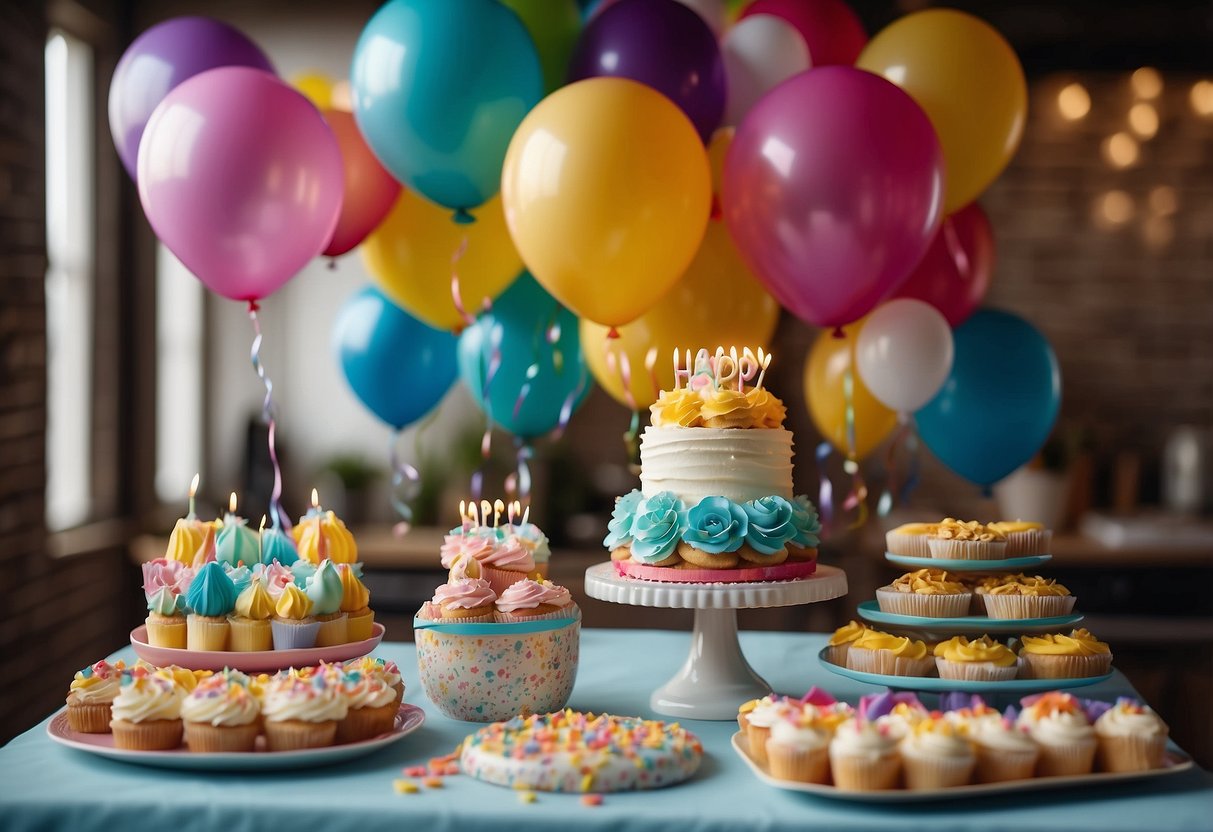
(885, 552, 1052, 572)
(856, 600, 1083, 635)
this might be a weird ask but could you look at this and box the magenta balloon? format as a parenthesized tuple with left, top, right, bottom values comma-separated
(723, 67, 944, 329)
(108, 17, 274, 180)
(892, 202, 995, 327)
(137, 67, 344, 302)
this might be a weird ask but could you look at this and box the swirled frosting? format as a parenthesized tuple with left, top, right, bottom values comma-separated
(1094, 699, 1167, 738)
(512, 523, 551, 563)
(111, 668, 183, 723)
(742, 495, 797, 554)
(831, 718, 898, 759)
(495, 579, 572, 612)
(262, 671, 348, 723)
(1019, 629, 1110, 656)
(889, 568, 967, 595)
(216, 515, 259, 568)
(440, 533, 497, 569)
(603, 490, 644, 550)
(70, 661, 126, 703)
(902, 718, 974, 758)
(338, 563, 371, 611)
(769, 718, 829, 751)
(650, 388, 703, 427)
(479, 537, 535, 572)
(649, 386, 788, 430)
(274, 583, 314, 620)
(681, 496, 748, 554)
(934, 635, 1017, 667)
(165, 518, 215, 567)
(829, 620, 868, 646)
(630, 492, 685, 562)
(147, 585, 184, 617)
(292, 510, 358, 564)
(699, 389, 754, 429)
(790, 496, 821, 548)
(931, 518, 1006, 542)
(142, 558, 192, 597)
(988, 576, 1071, 596)
(853, 630, 928, 659)
(447, 553, 483, 583)
(260, 526, 299, 566)
(185, 561, 238, 617)
(433, 578, 496, 610)
(342, 672, 396, 710)
(234, 578, 275, 620)
(971, 718, 1036, 753)
(181, 673, 259, 726)
(260, 561, 296, 598)
(344, 657, 401, 691)
(305, 560, 345, 615)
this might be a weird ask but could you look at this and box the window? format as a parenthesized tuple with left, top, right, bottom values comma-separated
(44, 29, 94, 531)
(155, 245, 204, 502)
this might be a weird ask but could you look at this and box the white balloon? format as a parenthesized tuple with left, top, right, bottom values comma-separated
(856, 299, 955, 414)
(675, 0, 729, 36)
(721, 14, 811, 126)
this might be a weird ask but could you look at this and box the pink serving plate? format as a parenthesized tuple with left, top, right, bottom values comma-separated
(614, 557, 817, 583)
(130, 623, 384, 672)
(47, 702, 424, 771)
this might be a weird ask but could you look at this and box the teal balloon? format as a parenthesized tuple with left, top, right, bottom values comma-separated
(917, 309, 1061, 487)
(350, 0, 543, 215)
(333, 287, 458, 429)
(458, 273, 592, 439)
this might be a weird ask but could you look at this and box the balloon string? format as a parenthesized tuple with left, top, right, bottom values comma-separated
(387, 427, 419, 534)
(815, 441, 835, 537)
(552, 362, 589, 441)
(942, 216, 971, 280)
(505, 437, 533, 503)
(247, 302, 287, 531)
(471, 311, 503, 503)
(843, 363, 858, 463)
(605, 336, 641, 467)
(449, 233, 475, 330)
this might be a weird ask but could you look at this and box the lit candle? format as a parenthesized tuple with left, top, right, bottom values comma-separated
(480, 500, 492, 530)
(469, 501, 479, 527)
(186, 473, 200, 520)
(507, 500, 517, 530)
(258, 514, 266, 563)
(522, 505, 530, 526)
(228, 492, 238, 517)
(730, 347, 741, 393)
(459, 500, 469, 531)
(756, 348, 772, 389)
(493, 499, 505, 529)
(311, 488, 327, 561)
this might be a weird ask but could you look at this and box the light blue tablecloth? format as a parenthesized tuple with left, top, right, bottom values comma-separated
(2, 629, 1210, 832)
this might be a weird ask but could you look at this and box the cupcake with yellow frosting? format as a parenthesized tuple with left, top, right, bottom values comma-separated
(181, 670, 260, 752)
(899, 717, 976, 789)
(989, 520, 1051, 556)
(1019, 629, 1112, 679)
(109, 667, 185, 750)
(271, 584, 320, 649)
(338, 563, 374, 642)
(261, 668, 348, 750)
(933, 635, 1019, 682)
(66, 660, 126, 733)
(983, 575, 1075, 620)
(306, 560, 348, 647)
(826, 620, 868, 667)
(1094, 697, 1169, 772)
(876, 568, 972, 618)
(884, 522, 936, 558)
(928, 518, 1007, 561)
(228, 577, 274, 651)
(847, 630, 934, 677)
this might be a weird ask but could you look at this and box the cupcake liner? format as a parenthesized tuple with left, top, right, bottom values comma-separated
(982, 593, 1076, 620)
(111, 718, 184, 751)
(829, 748, 902, 791)
(186, 615, 230, 651)
(337, 701, 398, 744)
(183, 721, 259, 753)
(314, 613, 348, 647)
(885, 531, 932, 558)
(746, 724, 773, 766)
(494, 606, 578, 624)
(346, 609, 375, 642)
(146, 615, 187, 649)
(935, 657, 1019, 682)
(1096, 733, 1167, 772)
(1004, 529, 1052, 557)
(824, 644, 850, 668)
(1021, 652, 1112, 679)
(766, 742, 829, 784)
(271, 618, 320, 650)
(737, 712, 751, 735)
(228, 618, 272, 652)
(847, 647, 936, 678)
(66, 700, 113, 734)
(975, 746, 1038, 783)
(482, 565, 530, 596)
(928, 538, 1008, 561)
(901, 750, 975, 789)
(264, 718, 336, 751)
(1035, 738, 1097, 777)
(438, 608, 496, 623)
(875, 588, 972, 618)
(970, 591, 989, 615)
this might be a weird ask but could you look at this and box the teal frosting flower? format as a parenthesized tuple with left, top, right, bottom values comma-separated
(790, 495, 822, 549)
(631, 492, 685, 562)
(603, 489, 645, 550)
(743, 496, 798, 555)
(260, 527, 298, 566)
(185, 561, 238, 617)
(680, 496, 748, 554)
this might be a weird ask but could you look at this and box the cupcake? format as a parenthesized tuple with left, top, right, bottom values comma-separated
(1094, 698, 1169, 772)
(1018, 629, 1112, 679)
(969, 573, 1017, 615)
(737, 698, 760, 734)
(512, 521, 551, 579)
(875, 569, 972, 618)
(109, 667, 185, 750)
(825, 620, 868, 667)
(306, 561, 348, 647)
(145, 586, 187, 649)
(259, 524, 299, 566)
(181, 671, 260, 752)
(292, 508, 358, 564)
(65, 660, 125, 733)
(337, 563, 375, 642)
(860, 691, 929, 742)
(1017, 692, 1097, 776)
(829, 718, 901, 791)
(988, 520, 1051, 556)
(337, 668, 399, 743)
(745, 696, 798, 766)
(765, 717, 830, 784)
(982, 575, 1075, 620)
(899, 718, 976, 789)
(969, 714, 1038, 782)
(228, 577, 274, 651)
(476, 535, 536, 595)
(155, 664, 213, 693)
(884, 522, 936, 557)
(847, 630, 935, 677)
(432, 577, 497, 621)
(494, 578, 574, 622)
(271, 583, 321, 649)
(927, 518, 1008, 561)
(934, 635, 1019, 682)
(261, 668, 348, 751)
(345, 656, 405, 705)
(185, 561, 239, 651)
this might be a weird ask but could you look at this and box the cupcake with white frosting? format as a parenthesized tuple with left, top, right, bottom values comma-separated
(899, 718, 976, 789)
(261, 667, 349, 750)
(1094, 698, 1169, 772)
(829, 718, 901, 791)
(745, 696, 799, 767)
(970, 715, 1038, 782)
(110, 667, 186, 750)
(65, 660, 125, 734)
(765, 717, 830, 784)
(181, 670, 260, 752)
(337, 668, 399, 743)
(1017, 692, 1097, 776)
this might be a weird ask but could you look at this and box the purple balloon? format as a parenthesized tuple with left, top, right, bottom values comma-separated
(569, 0, 725, 141)
(108, 17, 274, 180)
(137, 67, 344, 302)
(723, 66, 945, 329)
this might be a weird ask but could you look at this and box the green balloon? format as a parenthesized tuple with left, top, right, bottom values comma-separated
(499, 0, 582, 93)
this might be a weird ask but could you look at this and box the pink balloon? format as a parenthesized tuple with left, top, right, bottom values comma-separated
(740, 0, 867, 67)
(137, 67, 344, 301)
(892, 202, 995, 327)
(723, 66, 944, 329)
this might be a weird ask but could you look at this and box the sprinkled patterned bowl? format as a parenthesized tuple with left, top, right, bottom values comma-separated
(414, 608, 580, 723)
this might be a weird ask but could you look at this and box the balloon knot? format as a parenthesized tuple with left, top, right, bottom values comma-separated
(327, 259, 337, 271)
(709, 195, 722, 221)
(607, 327, 620, 339)
(247, 299, 261, 314)
(831, 326, 846, 339)
(452, 207, 477, 225)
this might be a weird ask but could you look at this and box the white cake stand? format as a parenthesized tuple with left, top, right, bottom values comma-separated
(583, 562, 848, 721)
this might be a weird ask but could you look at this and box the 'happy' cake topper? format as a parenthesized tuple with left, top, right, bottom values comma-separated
(671, 347, 772, 393)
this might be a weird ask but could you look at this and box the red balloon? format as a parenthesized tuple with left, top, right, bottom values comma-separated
(740, 0, 867, 67)
(322, 109, 402, 258)
(892, 203, 995, 327)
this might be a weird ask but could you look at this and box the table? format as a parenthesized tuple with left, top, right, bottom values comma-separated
(2, 630, 1210, 832)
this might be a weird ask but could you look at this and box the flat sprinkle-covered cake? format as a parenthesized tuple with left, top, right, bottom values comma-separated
(605, 348, 822, 579)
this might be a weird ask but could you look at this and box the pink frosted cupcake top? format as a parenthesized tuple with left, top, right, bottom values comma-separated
(479, 537, 535, 572)
(432, 578, 497, 610)
(495, 579, 572, 613)
(439, 533, 498, 569)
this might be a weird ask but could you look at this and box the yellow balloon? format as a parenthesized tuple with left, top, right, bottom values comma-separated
(582, 129, 780, 409)
(501, 77, 711, 329)
(857, 9, 1027, 214)
(362, 190, 523, 332)
(292, 71, 334, 110)
(804, 322, 898, 460)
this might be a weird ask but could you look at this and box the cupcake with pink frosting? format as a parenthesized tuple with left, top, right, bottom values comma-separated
(494, 579, 574, 622)
(478, 536, 536, 595)
(432, 578, 497, 622)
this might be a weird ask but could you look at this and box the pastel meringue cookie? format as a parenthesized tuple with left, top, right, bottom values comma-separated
(259, 526, 299, 566)
(305, 560, 345, 616)
(216, 517, 259, 568)
(494, 579, 574, 620)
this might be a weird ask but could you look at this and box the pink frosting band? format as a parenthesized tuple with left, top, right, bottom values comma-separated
(479, 538, 535, 571)
(432, 578, 497, 610)
(495, 579, 571, 612)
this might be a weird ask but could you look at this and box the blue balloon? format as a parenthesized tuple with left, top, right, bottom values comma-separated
(458, 273, 592, 439)
(350, 0, 543, 217)
(333, 287, 459, 429)
(917, 309, 1061, 487)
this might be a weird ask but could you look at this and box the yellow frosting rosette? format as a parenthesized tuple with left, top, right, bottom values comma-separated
(698, 389, 753, 429)
(293, 510, 358, 564)
(1019, 629, 1112, 680)
(847, 629, 934, 677)
(983, 575, 1075, 620)
(274, 584, 315, 621)
(338, 563, 375, 642)
(934, 635, 1019, 682)
(826, 620, 868, 666)
(649, 388, 703, 427)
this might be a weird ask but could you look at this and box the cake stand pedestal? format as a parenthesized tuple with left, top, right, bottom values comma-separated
(583, 562, 848, 720)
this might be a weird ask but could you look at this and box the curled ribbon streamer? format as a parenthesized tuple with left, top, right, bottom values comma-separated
(552, 363, 589, 441)
(505, 438, 534, 502)
(388, 427, 420, 533)
(605, 337, 641, 468)
(448, 233, 474, 329)
(247, 302, 287, 532)
(644, 346, 660, 405)
(843, 457, 869, 530)
(471, 312, 503, 503)
(877, 415, 922, 517)
(816, 441, 835, 537)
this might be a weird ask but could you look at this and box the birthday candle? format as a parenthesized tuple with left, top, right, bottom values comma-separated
(187, 473, 200, 520)
(258, 515, 266, 564)
(493, 499, 505, 529)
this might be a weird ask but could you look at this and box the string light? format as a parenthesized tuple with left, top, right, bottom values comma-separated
(1101, 132, 1139, 169)
(1148, 186, 1178, 217)
(1131, 67, 1162, 99)
(1141, 215, 1174, 250)
(1128, 103, 1158, 139)
(1094, 191, 1134, 228)
(1057, 82, 1091, 120)
(1190, 80, 1213, 117)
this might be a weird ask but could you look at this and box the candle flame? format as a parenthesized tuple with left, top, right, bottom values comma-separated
(493, 498, 505, 528)
(459, 499, 467, 521)
(189, 473, 200, 498)
(229, 492, 237, 513)
(259, 514, 267, 532)
(311, 488, 319, 509)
